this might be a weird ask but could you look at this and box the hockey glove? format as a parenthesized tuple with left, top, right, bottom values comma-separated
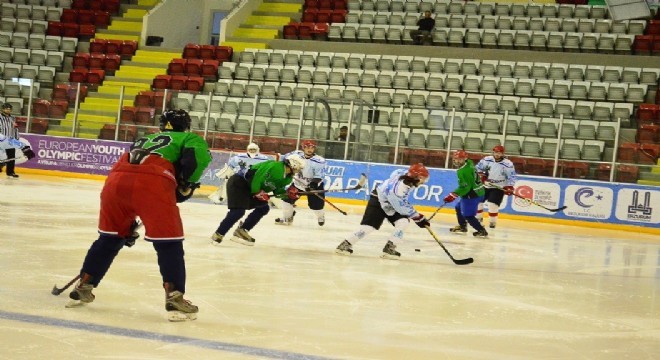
(124, 220, 142, 247)
(175, 182, 200, 203)
(287, 186, 301, 200)
(443, 192, 458, 203)
(478, 172, 488, 184)
(254, 190, 270, 202)
(503, 186, 515, 196)
(21, 146, 35, 160)
(411, 213, 430, 228)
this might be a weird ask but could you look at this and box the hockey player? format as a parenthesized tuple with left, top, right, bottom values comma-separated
(211, 154, 305, 246)
(208, 143, 270, 204)
(66, 110, 212, 322)
(0, 132, 35, 163)
(336, 163, 431, 260)
(476, 145, 517, 229)
(275, 139, 327, 226)
(445, 150, 488, 237)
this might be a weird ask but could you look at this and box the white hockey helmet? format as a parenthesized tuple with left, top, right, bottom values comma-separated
(285, 154, 305, 172)
(246, 143, 260, 158)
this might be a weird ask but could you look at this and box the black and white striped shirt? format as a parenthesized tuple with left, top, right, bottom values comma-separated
(0, 112, 18, 140)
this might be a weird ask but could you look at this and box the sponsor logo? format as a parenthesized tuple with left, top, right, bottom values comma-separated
(564, 185, 612, 219)
(627, 190, 652, 220)
(510, 181, 561, 215)
(615, 188, 659, 224)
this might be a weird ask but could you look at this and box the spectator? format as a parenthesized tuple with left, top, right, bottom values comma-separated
(410, 11, 435, 45)
(336, 126, 355, 141)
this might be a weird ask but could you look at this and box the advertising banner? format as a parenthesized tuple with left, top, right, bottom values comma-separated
(18, 134, 659, 228)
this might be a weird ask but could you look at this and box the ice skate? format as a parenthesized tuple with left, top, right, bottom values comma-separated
(230, 225, 255, 246)
(335, 240, 353, 255)
(208, 190, 224, 204)
(318, 215, 325, 226)
(489, 223, 496, 229)
(165, 290, 198, 322)
(275, 211, 296, 226)
(381, 241, 401, 260)
(473, 229, 489, 238)
(449, 225, 468, 233)
(65, 283, 94, 308)
(211, 232, 224, 246)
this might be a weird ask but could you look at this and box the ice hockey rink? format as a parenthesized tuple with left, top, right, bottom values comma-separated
(0, 174, 658, 360)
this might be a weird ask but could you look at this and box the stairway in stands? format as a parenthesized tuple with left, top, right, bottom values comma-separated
(48, 0, 165, 139)
(222, 0, 303, 51)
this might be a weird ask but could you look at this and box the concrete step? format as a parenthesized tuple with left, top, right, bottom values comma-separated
(244, 15, 293, 27)
(232, 28, 279, 40)
(258, 3, 302, 12)
(94, 33, 140, 42)
(106, 76, 154, 84)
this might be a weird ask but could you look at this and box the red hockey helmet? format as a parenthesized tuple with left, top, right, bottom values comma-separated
(301, 139, 317, 148)
(453, 150, 468, 160)
(492, 145, 505, 153)
(407, 163, 429, 180)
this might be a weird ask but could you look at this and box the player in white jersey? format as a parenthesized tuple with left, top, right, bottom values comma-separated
(276, 139, 327, 226)
(208, 143, 270, 204)
(475, 145, 517, 229)
(0, 133, 35, 162)
(335, 163, 431, 260)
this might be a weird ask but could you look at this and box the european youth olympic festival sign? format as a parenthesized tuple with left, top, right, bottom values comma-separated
(20, 134, 660, 229)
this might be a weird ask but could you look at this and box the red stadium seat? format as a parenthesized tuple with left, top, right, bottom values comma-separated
(120, 106, 137, 123)
(47, 21, 63, 36)
(183, 43, 200, 59)
(77, 10, 95, 25)
(61, 9, 78, 23)
(185, 76, 204, 92)
(72, 52, 90, 68)
(88, 53, 105, 69)
(169, 75, 188, 90)
(89, 39, 107, 53)
(617, 165, 639, 183)
(201, 59, 219, 81)
(105, 39, 122, 54)
(185, 58, 203, 76)
(167, 58, 186, 76)
(214, 46, 233, 62)
(152, 75, 171, 90)
(199, 45, 216, 60)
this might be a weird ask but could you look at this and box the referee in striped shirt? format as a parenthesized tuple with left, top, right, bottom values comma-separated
(0, 103, 20, 178)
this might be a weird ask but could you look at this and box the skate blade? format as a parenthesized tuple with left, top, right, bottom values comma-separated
(65, 299, 87, 308)
(335, 249, 352, 256)
(167, 311, 197, 322)
(230, 236, 255, 246)
(274, 221, 292, 226)
(380, 254, 401, 260)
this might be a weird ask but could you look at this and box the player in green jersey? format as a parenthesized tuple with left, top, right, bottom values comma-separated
(443, 150, 489, 237)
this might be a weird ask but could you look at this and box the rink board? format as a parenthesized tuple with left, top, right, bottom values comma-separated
(17, 134, 659, 230)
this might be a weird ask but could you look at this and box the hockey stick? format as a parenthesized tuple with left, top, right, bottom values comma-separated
(425, 226, 474, 265)
(428, 202, 448, 221)
(300, 173, 367, 195)
(488, 183, 567, 212)
(312, 193, 348, 215)
(51, 275, 80, 295)
(51, 221, 143, 296)
(0, 155, 25, 164)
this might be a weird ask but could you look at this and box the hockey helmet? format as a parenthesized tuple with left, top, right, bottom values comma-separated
(246, 143, 260, 157)
(301, 139, 317, 148)
(492, 145, 505, 153)
(1, 103, 12, 110)
(285, 154, 306, 172)
(407, 163, 429, 184)
(159, 109, 191, 132)
(453, 150, 468, 160)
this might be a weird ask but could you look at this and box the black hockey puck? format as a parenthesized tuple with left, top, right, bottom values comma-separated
(415, 249, 421, 252)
